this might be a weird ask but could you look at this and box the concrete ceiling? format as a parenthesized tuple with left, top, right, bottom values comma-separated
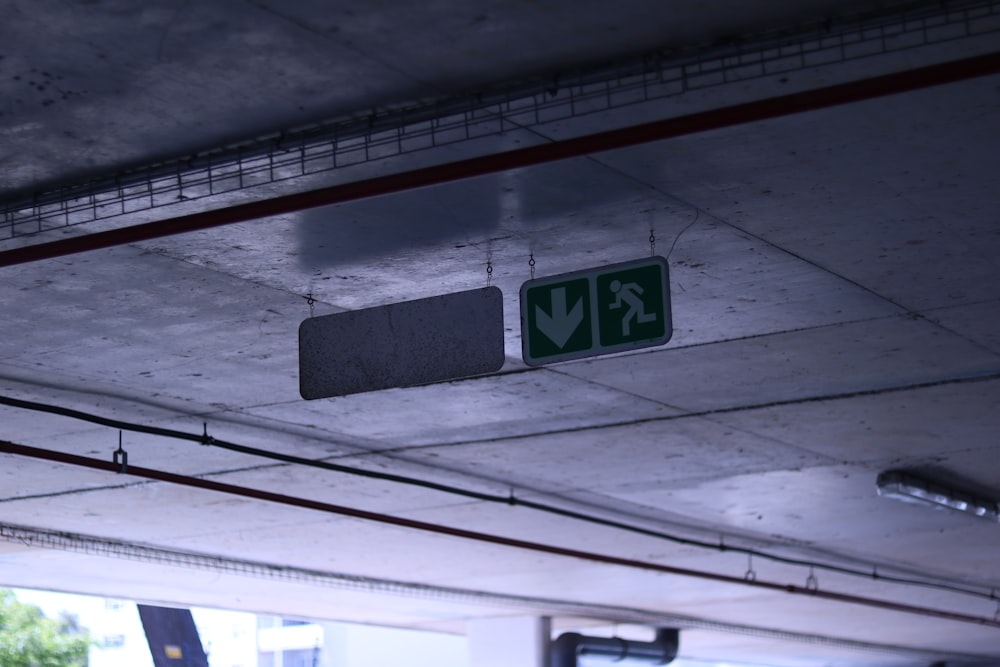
(1, 1, 999, 665)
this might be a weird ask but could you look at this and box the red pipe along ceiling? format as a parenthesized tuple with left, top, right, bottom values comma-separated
(2, 439, 999, 629)
(0, 51, 999, 268)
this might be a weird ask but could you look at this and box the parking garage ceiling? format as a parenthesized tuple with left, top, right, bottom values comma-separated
(1, 1, 999, 665)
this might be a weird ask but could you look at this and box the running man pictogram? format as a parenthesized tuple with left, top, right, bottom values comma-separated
(608, 279, 657, 336)
(521, 256, 671, 366)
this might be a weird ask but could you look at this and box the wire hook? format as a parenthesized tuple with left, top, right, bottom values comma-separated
(806, 566, 819, 592)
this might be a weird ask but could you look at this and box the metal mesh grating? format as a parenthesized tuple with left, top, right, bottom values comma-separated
(2, 0, 998, 241)
(0, 521, 994, 661)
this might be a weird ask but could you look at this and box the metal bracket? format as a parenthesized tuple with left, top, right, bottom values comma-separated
(113, 432, 128, 474)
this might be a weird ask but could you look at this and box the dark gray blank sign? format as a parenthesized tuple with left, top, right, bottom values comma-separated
(299, 286, 505, 399)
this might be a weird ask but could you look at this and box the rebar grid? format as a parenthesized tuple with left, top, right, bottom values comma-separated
(2, 0, 997, 241)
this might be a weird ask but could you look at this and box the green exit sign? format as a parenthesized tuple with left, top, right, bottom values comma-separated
(520, 256, 672, 366)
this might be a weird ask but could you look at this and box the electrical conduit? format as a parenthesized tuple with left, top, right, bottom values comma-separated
(1, 439, 998, 629)
(0, 52, 998, 268)
(550, 628, 680, 667)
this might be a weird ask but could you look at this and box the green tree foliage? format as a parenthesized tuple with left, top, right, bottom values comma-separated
(0, 590, 89, 667)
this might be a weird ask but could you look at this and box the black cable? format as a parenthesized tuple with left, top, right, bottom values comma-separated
(0, 395, 502, 501)
(1, 393, 996, 603)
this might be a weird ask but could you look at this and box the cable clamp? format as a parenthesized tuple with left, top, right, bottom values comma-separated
(201, 422, 215, 446)
(113, 432, 128, 474)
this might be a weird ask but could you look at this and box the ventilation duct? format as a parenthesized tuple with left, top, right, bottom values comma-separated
(550, 628, 679, 667)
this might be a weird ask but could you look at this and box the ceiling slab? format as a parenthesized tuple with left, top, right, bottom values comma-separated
(0, 0, 918, 196)
(401, 416, 836, 495)
(560, 314, 998, 411)
(2, 2, 1000, 665)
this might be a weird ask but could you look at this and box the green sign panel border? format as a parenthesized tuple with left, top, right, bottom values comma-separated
(520, 256, 672, 366)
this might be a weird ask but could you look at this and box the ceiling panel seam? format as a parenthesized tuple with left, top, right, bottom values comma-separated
(141, 244, 346, 313)
(2, 311, 992, 467)
(696, 216, 1000, 358)
(246, 0, 426, 90)
(637, 189, 915, 314)
(0, 480, 145, 504)
(501, 142, 979, 360)
(541, 365, 688, 412)
(0, 309, 980, 415)
(386, 371, 1000, 450)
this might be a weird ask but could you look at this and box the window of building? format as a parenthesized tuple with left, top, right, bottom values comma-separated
(281, 647, 319, 667)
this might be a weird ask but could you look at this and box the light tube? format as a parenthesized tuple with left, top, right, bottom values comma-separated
(876, 470, 999, 522)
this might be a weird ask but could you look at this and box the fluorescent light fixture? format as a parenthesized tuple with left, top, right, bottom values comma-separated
(876, 470, 999, 522)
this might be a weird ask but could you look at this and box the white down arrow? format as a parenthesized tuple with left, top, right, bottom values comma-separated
(535, 287, 583, 348)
